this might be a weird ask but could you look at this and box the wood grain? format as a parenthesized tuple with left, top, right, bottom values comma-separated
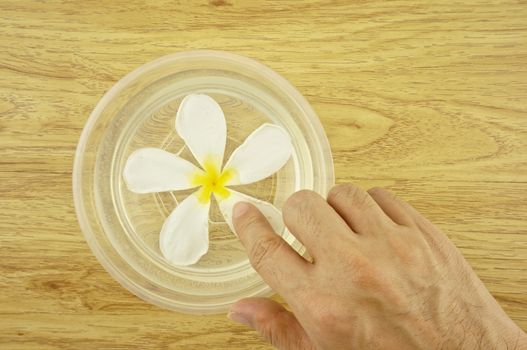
(1, 1, 526, 348)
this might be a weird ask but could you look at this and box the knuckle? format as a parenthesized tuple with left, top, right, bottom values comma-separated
(314, 308, 337, 326)
(258, 320, 277, 345)
(347, 255, 379, 289)
(328, 183, 369, 207)
(308, 303, 341, 335)
(390, 235, 421, 266)
(367, 186, 386, 196)
(258, 310, 290, 346)
(353, 270, 379, 290)
(301, 209, 322, 232)
(355, 191, 373, 209)
(368, 187, 397, 201)
(328, 183, 357, 200)
(285, 190, 318, 210)
(237, 212, 264, 235)
(283, 190, 320, 221)
(294, 336, 312, 350)
(249, 236, 282, 271)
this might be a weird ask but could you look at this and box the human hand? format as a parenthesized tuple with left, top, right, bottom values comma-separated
(227, 184, 527, 349)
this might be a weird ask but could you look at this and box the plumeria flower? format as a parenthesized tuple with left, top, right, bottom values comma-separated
(123, 94, 293, 266)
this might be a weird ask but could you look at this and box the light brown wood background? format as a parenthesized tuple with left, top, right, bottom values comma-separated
(1, 1, 526, 349)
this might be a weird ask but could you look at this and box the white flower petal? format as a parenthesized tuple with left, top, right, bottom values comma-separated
(175, 94, 226, 170)
(123, 148, 202, 194)
(223, 124, 293, 186)
(159, 192, 210, 266)
(215, 189, 285, 235)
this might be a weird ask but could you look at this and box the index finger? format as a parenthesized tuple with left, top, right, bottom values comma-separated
(232, 202, 311, 298)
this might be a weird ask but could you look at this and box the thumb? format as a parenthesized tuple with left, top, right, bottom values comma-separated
(228, 297, 316, 350)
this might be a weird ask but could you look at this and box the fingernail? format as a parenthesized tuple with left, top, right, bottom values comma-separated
(227, 311, 251, 327)
(233, 202, 250, 218)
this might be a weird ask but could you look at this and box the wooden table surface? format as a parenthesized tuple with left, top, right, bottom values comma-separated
(1, 1, 526, 349)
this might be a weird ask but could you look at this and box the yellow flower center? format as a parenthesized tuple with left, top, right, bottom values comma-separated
(190, 157, 235, 204)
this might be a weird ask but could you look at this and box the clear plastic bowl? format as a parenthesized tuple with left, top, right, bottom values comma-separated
(73, 50, 334, 314)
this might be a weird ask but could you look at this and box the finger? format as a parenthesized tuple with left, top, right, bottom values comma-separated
(327, 183, 395, 234)
(283, 190, 357, 257)
(389, 197, 454, 248)
(365, 191, 455, 254)
(367, 187, 415, 226)
(228, 298, 316, 350)
(232, 202, 310, 297)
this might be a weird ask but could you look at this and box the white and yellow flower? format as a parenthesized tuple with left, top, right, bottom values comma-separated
(124, 94, 293, 266)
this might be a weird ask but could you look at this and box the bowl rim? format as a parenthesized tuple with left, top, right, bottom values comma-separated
(72, 50, 334, 313)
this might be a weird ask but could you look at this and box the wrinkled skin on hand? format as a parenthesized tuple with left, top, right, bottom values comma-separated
(228, 184, 527, 350)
